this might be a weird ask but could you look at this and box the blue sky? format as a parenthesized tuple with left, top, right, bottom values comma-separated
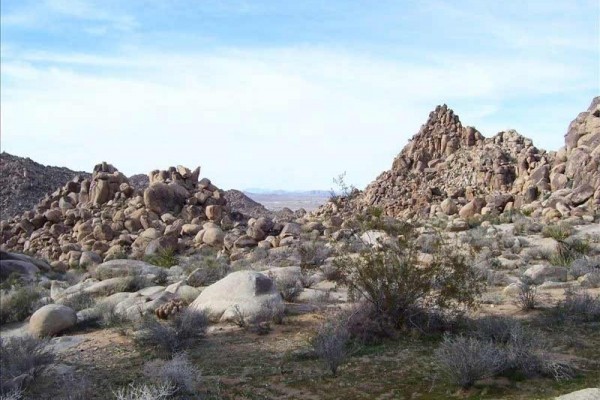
(1, 0, 598, 190)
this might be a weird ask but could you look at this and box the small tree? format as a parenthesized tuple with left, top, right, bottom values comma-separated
(339, 236, 484, 328)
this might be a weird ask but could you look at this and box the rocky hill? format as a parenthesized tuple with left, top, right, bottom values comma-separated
(224, 189, 273, 218)
(0, 152, 91, 220)
(317, 97, 599, 221)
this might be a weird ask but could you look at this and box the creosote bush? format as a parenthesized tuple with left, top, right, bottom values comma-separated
(338, 235, 484, 329)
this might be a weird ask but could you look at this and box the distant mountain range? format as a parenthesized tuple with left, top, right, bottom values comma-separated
(243, 189, 332, 197)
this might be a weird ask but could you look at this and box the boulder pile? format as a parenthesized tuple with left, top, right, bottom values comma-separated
(316, 97, 599, 222)
(0, 162, 319, 270)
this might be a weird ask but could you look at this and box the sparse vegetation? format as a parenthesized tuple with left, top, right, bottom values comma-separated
(143, 353, 201, 395)
(542, 223, 574, 241)
(435, 335, 506, 388)
(0, 285, 43, 325)
(113, 382, 176, 400)
(145, 248, 178, 268)
(311, 315, 350, 376)
(0, 336, 55, 395)
(135, 310, 208, 357)
(550, 289, 600, 323)
(231, 299, 282, 335)
(515, 279, 539, 311)
(437, 316, 576, 389)
(60, 291, 96, 312)
(298, 239, 330, 269)
(339, 235, 484, 329)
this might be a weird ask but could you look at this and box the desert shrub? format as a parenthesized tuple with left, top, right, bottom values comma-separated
(60, 291, 96, 312)
(550, 289, 600, 323)
(470, 316, 523, 345)
(570, 256, 600, 279)
(542, 223, 573, 241)
(0, 285, 43, 325)
(461, 227, 495, 252)
(512, 217, 542, 236)
(550, 238, 591, 267)
(113, 382, 176, 400)
(135, 310, 208, 357)
(53, 370, 93, 400)
(341, 302, 395, 344)
(355, 213, 413, 237)
(515, 279, 538, 311)
(416, 233, 442, 254)
(320, 263, 344, 282)
(145, 248, 178, 268)
(329, 171, 357, 204)
(87, 302, 127, 328)
(436, 324, 573, 389)
(339, 237, 484, 329)
(271, 273, 303, 302)
(0, 336, 55, 395)
(179, 254, 230, 286)
(435, 335, 506, 388)
(298, 240, 330, 269)
(122, 271, 150, 292)
(143, 353, 201, 395)
(311, 315, 350, 376)
(521, 247, 553, 264)
(231, 299, 282, 335)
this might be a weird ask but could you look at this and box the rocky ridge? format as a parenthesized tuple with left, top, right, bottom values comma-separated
(0, 152, 91, 220)
(316, 97, 600, 222)
(0, 162, 310, 269)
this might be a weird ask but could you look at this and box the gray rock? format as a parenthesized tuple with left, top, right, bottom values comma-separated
(188, 270, 284, 323)
(555, 388, 600, 400)
(29, 304, 77, 337)
(523, 264, 568, 285)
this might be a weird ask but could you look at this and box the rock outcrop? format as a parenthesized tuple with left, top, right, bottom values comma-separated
(0, 152, 91, 220)
(316, 97, 600, 221)
(0, 163, 235, 268)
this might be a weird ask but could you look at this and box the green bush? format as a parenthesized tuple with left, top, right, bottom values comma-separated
(145, 248, 178, 268)
(0, 286, 43, 325)
(338, 236, 484, 329)
(542, 224, 574, 241)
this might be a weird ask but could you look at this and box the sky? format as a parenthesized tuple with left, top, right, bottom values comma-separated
(1, 0, 598, 191)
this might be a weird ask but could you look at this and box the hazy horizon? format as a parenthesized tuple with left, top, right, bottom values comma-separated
(1, 1, 598, 191)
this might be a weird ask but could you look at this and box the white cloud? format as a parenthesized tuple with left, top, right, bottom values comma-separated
(1, 46, 594, 190)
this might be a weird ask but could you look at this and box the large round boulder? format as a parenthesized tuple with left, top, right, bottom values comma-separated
(188, 270, 284, 323)
(144, 182, 189, 215)
(29, 304, 77, 337)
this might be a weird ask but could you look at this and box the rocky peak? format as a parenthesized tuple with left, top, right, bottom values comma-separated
(392, 104, 484, 173)
(317, 97, 599, 220)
